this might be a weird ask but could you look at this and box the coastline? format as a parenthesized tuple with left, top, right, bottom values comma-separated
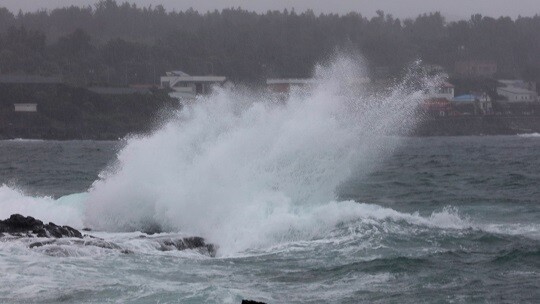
(0, 84, 179, 141)
(415, 115, 540, 136)
(1, 115, 539, 140)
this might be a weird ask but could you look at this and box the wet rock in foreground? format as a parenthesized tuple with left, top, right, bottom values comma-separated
(157, 236, 217, 257)
(1, 214, 217, 257)
(0, 214, 82, 238)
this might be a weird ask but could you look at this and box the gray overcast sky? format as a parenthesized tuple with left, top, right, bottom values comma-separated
(2, 0, 540, 21)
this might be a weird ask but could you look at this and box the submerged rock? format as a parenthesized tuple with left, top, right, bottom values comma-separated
(157, 236, 217, 257)
(242, 300, 267, 304)
(29, 240, 57, 248)
(81, 238, 122, 250)
(142, 223, 162, 235)
(0, 214, 82, 238)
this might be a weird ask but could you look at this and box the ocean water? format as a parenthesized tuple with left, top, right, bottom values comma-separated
(0, 58, 539, 303)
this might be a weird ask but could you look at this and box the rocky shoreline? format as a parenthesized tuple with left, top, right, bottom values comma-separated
(1, 115, 539, 140)
(0, 214, 216, 257)
(0, 214, 82, 238)
(415, 115, 540, 136)
(0, 214, 271, 303)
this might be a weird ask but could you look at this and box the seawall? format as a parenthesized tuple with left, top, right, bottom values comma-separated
(414, 116, 540, 136)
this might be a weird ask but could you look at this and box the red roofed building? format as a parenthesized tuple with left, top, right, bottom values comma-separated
(422, 98, 453, 116)
(422, 82, 455, 116)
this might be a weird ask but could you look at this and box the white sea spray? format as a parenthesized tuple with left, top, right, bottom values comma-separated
(82, 55, 432, 254)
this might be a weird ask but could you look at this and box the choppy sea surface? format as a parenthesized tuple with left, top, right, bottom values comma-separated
(1, 59, 539, 303)
(0, 136, 539, 303)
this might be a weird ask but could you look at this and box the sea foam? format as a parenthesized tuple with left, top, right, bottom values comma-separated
(0, 185, 84, 228)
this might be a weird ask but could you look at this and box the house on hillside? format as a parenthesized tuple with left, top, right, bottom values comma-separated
(496, 79, 538, 116)
(497, 86, 538, 103)
(160, 71, 226, 100)
(429, 81, 455, 100)
(422, 82, 455, 116)
(498, 80, 536, 93)
(0, 75, 64, 115)
(452, 93, 492, 115)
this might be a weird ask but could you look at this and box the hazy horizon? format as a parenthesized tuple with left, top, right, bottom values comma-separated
(2, 0, 540, 21)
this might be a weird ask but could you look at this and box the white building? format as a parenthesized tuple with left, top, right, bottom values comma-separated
(428, 81, 455, 100)
(497, 87, 538, 103)
(498, 79, 536, 92)
(160, 71, 226, 99)
(452, 93, 493, 115)
(13, 103, 37, 112)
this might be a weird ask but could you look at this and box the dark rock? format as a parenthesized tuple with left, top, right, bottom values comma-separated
(157, 237, 217, 257)
(83, 239, 121, 250)
(142, 222, 162, 235)
(66, 226, 83, 238)
(1, 214, 43, 232)
(242, 300, 267, 304)
(60, 225, 83, 238)
(32, 227, 48, 238)
(0, 214, 83, 239)
(82, 228, 92, 231)
(182, 237, 206, 249)
(1, 214, 217, 257)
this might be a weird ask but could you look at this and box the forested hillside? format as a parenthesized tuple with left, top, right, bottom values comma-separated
(0, 0, 539, 85)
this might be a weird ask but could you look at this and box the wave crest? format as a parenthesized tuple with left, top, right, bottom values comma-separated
(81, 55, 431, 254)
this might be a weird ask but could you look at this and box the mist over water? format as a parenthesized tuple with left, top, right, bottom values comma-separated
(81, 56, 429, 254)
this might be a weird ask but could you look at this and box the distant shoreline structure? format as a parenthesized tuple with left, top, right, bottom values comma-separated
(1, 72, 540, 140)
(1, 115, 540, 140)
